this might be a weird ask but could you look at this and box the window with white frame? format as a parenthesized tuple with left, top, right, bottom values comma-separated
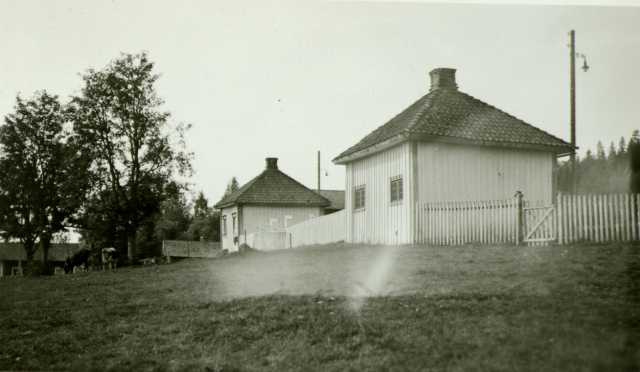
(232, 213, 237, 235)
(390, 176, 403, 203)
(354, 185, 365, 210)
(222, 215, 227, 236)
(284, 215, 293, 228)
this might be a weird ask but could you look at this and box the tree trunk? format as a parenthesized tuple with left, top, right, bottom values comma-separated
(23, 238, 37, 276)
(40, 237, 51, 273)
(127, 230, 137, 262)
(24, 239, 36, 263)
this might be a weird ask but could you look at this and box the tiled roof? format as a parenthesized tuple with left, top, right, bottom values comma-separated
(214, 162, 330, 209)
(317, 190, 345, 211)
(334, 86, 572, 162)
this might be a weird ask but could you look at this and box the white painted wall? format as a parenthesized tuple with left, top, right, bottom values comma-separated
(241, 205, 322, 235)
(344, 143, 413, 245)
(416, 142, 553, 204)
(343, 141, 554, 245)
(220, 206, 238, 252)
(287, 209, 346, 248)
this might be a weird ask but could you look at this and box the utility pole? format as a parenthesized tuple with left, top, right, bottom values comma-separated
(569, 29, 577, 193)
(317, 150, 321, 192)
(568, 30, 589, 193)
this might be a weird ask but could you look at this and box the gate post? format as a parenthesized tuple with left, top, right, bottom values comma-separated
(515, 191, 524, 245)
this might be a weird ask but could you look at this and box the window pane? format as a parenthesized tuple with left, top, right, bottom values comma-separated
(390, 177, 403, 202)
(354, 186, 365, 209)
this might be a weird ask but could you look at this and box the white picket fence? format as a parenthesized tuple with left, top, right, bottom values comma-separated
(557, 193, 640, 244)
(415, 199, 521, 245)
(415, 193, 640, 246)
(285, 193, 640, 249)
(286, 210, 345, 248)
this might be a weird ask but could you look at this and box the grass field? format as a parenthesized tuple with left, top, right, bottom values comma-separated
(1, 243, 638, 371)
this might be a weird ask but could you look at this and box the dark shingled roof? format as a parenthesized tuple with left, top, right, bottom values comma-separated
(214, 158, 330, 209)
(334, 70, 572, 162)
(317, 190, 345, 211)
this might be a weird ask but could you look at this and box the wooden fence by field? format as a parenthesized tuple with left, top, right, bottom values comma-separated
(274, 193, 640, 249)
(415, 199, 521, 245)
(557, 193, 640, 244)
(415, 193, 640, 246)
(162, 240, 222, 258)
(286, 210, 345, 248)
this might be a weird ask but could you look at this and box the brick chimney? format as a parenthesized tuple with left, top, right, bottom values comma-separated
(429, 68, 457, 91)
(266, 157, 278, 170)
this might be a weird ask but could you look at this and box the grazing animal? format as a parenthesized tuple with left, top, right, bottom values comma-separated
(69, 249, 91, 273)
(64, 257, 73, 274)
(101, 247, 117, 271)
(140, 257, 156, 266)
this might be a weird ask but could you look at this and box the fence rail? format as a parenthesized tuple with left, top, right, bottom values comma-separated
(162, 240, 222, 258)
(286, 210, 346, 248)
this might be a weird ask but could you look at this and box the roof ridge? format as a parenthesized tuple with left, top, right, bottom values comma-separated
(274, 169, 331, 204)
(457, 91, 571, 147)
(216, 167, 330, 208)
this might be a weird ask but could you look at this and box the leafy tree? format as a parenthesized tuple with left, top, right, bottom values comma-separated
(193, 192, 209, 219)
(0, 92, 90, 269)
(187, 192, 220, 241)
(153, 183, 191, 243)
(70, 52, 191, 260)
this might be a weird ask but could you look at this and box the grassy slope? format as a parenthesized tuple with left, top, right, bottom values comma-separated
(0, 243, 638, 371)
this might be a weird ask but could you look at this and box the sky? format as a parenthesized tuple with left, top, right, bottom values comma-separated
(1, 0, 639, 206)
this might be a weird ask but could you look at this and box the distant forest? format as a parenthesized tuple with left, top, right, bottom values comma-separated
(557, 130, 640, 194)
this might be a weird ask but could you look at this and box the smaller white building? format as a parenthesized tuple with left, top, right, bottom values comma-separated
(214, 158, 330, 251)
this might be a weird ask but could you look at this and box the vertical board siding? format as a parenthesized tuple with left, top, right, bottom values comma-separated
(556, 193, 640, 244)
(287, 210, 346, 248)
(416, 142, 553, 204)
(345, 143, 412, 245)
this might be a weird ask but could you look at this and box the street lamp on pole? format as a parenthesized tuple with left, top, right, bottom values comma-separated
(569, 30, 589, 193)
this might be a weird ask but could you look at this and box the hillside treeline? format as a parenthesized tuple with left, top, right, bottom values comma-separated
(557, 131, 640, 194)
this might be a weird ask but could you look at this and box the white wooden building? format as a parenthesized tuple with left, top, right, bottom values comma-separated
(214, 158, 330, 251)
(333, 67, 573, 245)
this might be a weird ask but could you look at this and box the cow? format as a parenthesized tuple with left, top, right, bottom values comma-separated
(101, 247, 117, 271)
(68, 249, 91, 274)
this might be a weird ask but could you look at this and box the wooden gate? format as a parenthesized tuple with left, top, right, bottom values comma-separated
(523, 205, 556, 244)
